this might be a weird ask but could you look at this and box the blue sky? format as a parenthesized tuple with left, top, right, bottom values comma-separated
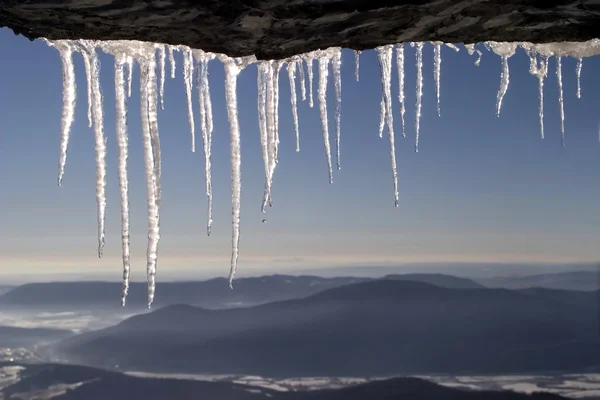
(0, 29, 598, 282)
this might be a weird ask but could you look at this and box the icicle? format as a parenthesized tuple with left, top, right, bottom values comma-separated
(413, 42, 424, 153)
(376, 45, 398, 207)
(378, 96, 385, 139)
(258, 62, 271, 213)
(433, 42, 442, 117)
(496, 55, 510, 116)
(556, 56, 565, 145)
(193, 50, 214, 236)
(159, 45, 166, 109)
(182, 47, 196, 152)
(526, 51, 548, 139)
(264, 61, 277, 210)
(148, 55, 162, 212)
(487, 42, 517, 117)
(114, 54, 131, 306)
(82, 49, 93, 128)
(126, 57, 133, 97)
(396, 44, 406, 138)
(306, 56, 314, 108)
(354, 50, 361, 81)
(50, 41, 77, 187)
(79, 41, 107, 259)
(222, 56, 253, 288)
(576, 58, 582, 99)
(168, 46, 176, 78)
(318, 54, 333, 183)
(332, 48, 342, 170)
(287, 61, 300, 152)
(273, 62, 282, 165)
(139, 48, 161, 308)
(202, 53, 215, 135)
(298, 59, 306, 101)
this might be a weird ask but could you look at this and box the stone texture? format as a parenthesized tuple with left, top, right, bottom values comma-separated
(1, 0, 600, 60)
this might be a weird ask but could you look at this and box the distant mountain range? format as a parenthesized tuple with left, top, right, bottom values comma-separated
(479, 270, 600, 291)
(0, 276, 369, 310)
(54, 280, 600, 377)
(2, 269, 597, 311)
(0, 326, 72, 348)
(0, 273, 486, 310)
(0, 362, 566, 400)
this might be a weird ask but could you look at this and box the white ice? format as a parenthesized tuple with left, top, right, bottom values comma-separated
(306, 55, 314, 108)
(287, 61, 300, 152)
(113, 53, 131, 306)
(318, 52, 333, 183)
(576, 58, 582, 99)
(221, 56, 255, 288)
(556, 56, 565, 145)
(45, 40, 76, 187)
(376, 45, 399, 207)
(332, 48, 342, 170)
(526, 51, 548, 139)
(193, 50, 215, 235)
(433, 42, 442, 117)
(413, 42, 424, 153)
(80, 40, 107, 259)
(487, 42, 517, 117)
(396, 44, 406, 138)
(182, 46, 196, 152)
(159, 45, 166, 109)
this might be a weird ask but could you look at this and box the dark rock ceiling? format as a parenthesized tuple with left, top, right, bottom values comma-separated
(1, 1, 599, 60)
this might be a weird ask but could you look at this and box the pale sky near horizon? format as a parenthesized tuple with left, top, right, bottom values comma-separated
(0, 29, 598, 283)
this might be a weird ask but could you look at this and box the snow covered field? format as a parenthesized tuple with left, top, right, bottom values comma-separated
(125, 370, 600, 398)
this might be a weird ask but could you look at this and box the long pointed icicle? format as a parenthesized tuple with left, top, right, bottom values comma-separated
(139, 51, 161, 308)
(53, 41, 77, 187)
(264, 61, 277, 210)
(223, 57, 248, 288)
(258, 62, 271, 213)
(182, 47, 196, 152)
(332, 48, 342, 170)
(433, 42, 442, 117)
(148, 54, 162, 211)
(576, 58, 582, 99)
(80, 41, 107, 259)
(556, 56, 565, 146)
(354, 50, 361, 81)
(414, 42, 424, 153)
(114, 54, 131, 306)
(496, 55, 510, 116)
(306, 56, 314, 108)
(318, 54, 333, 183)
(377, 45, 398, 207)
(273, 62, 282, 165)
(527, 52, 548, 139)
(194, 50, 214, 236)
(396, 44, 406, 138)
(159, 45, 166, 109)
(287, 61, 300, 152)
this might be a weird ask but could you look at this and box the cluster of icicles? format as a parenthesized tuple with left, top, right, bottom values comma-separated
(44, 38, 600, 307)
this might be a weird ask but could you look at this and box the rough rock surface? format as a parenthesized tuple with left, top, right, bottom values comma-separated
(1, 1, 600, 59)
